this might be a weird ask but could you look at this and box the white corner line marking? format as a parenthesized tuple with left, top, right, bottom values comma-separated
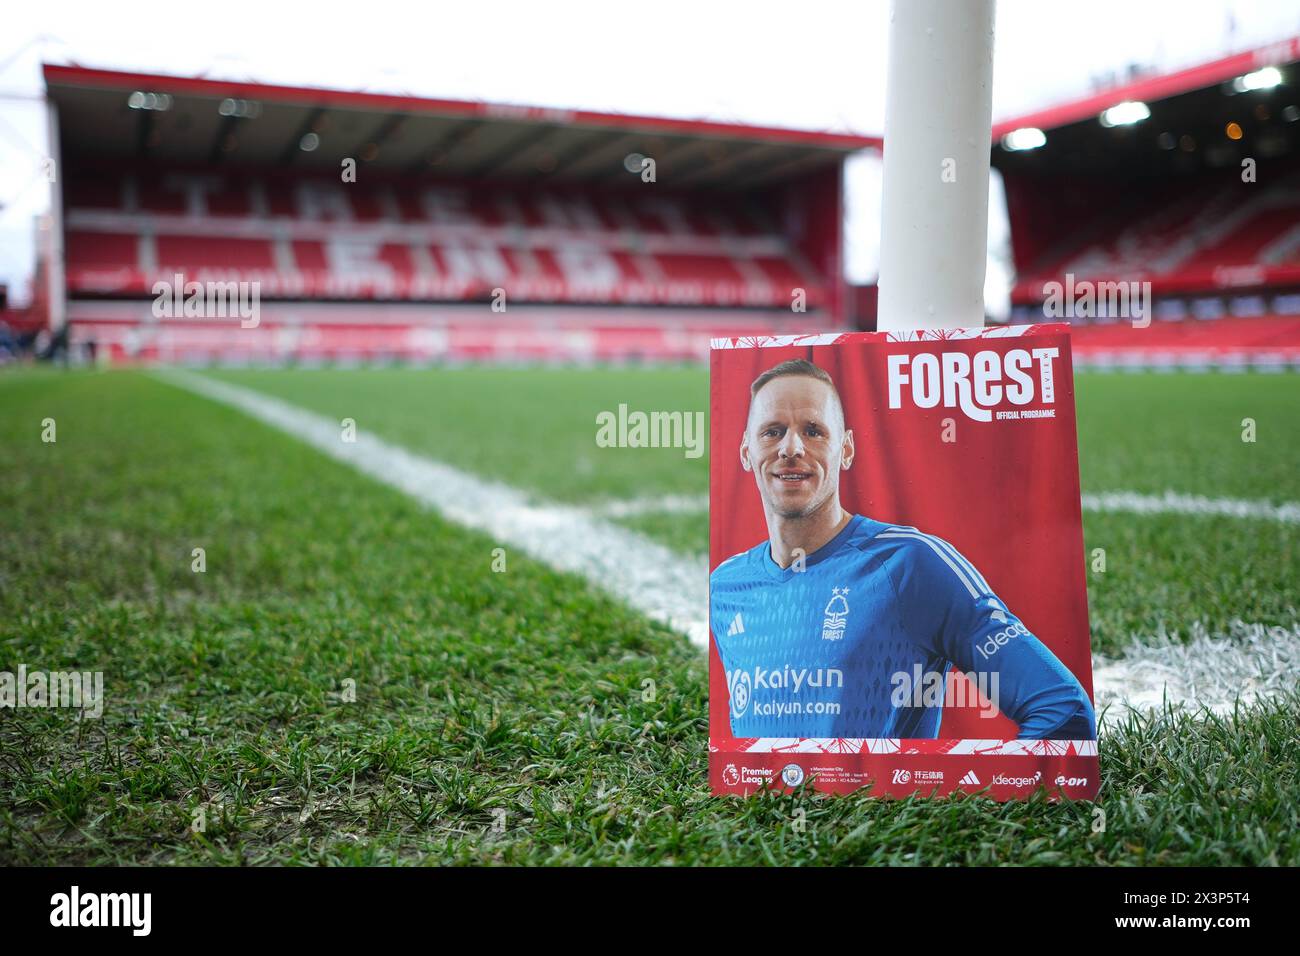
(152, 369, 711, 647)
(156, 371, 1298, 724)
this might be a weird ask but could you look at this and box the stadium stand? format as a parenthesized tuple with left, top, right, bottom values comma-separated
(36, 45, 1300, 369)
(993, 37, 1300, 370)
(42, 66, 876, 364)
(64, 168, 825, 306)
(1066, 313, 1300, 371)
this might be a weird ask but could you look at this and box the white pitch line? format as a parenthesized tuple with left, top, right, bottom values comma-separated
(1093, 620, 1300, 722)
(593, 491, 1300, 524)
(1082, 490, 1300, 524)
(590, 494, 710, 518)
(157, 370, 1298, 723)
(153, 369, 710, 646)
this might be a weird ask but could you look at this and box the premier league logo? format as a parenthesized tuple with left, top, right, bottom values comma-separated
(822, 587, 850, 640)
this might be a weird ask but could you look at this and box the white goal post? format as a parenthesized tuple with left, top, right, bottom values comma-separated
(877, 0, 996, 333)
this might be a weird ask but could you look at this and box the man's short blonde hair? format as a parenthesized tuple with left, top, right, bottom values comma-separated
(748, 359, 844, 429)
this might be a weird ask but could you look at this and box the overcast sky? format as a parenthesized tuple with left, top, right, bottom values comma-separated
(1, 0, 1297, 304)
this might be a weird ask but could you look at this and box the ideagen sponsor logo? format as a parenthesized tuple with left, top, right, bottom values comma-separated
(992, 771, 1043, 788)
(886, 347, 1059, 423)
(975, 619, 1031, 661)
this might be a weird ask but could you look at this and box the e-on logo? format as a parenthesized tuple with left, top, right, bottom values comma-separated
(781, 764, 806, 787)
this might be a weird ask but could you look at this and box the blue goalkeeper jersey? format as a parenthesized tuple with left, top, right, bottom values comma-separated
(710, 514, 1096, 740)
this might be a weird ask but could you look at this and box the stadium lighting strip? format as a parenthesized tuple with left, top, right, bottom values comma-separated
(126, 91, 172, 111)
(1001, 127, 1046, 151)
(217, 97, 261, 118)
(1232, 65, 1284, 93)
(1010, 65, 1285, 143)
(1098, 100, 1151, 128)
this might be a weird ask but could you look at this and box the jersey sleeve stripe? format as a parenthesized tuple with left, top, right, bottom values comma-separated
(881, 526, 994, 596)
(876, 531, 980, 598)
(927, 534, 993, 594)
(712, 550, 750, 574)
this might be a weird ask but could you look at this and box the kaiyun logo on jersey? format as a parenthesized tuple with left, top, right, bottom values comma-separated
(726, 665, 845, 719)
(728, 669, 752, 719)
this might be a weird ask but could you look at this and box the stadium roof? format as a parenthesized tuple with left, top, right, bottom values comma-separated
(43, 64, 879, 191)
(991, 37, 1300, 174)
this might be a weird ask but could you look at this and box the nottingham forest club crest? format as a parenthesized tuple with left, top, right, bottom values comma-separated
(822, 588, 850, 640)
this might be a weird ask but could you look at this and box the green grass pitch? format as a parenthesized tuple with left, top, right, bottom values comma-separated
(0, 366, 1296, 865)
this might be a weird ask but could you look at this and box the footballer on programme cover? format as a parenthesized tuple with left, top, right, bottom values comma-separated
(708, 325, 1100, 801)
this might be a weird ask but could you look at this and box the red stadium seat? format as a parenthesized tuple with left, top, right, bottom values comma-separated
(62, 169, 823, 311)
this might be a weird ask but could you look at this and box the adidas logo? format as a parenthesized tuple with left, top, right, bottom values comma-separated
(727, 613, 745, 637)
(960, 771, 981, 786)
